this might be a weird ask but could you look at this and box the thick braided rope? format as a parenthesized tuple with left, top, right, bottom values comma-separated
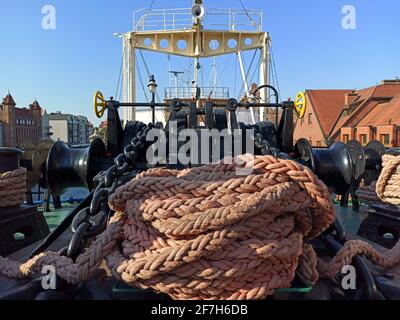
(318, 240, 400, 278)
(0, 212, 124, 284)
(105, 155, 336, 299)
(0, 168, 27, 208)
(376, 154, 400, 205)
(1, 155, 400, 300)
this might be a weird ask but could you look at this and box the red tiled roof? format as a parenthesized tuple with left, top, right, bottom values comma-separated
(2, 94, 16, 105)
(330, 82, 400, 138)
(332, 99, 381, 133)
(359, 94, 400, 127)
(373, 83, 400, 97)
(355, 86, 376, 101)
(307, 89, 353, 137)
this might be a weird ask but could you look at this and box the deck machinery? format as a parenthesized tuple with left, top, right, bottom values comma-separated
(1, 1, 400, 300)
(33, 87, 396, 300)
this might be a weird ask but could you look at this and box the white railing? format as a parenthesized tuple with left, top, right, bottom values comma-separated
(133, 7, 263, 32)
(164, 87, 230, 100)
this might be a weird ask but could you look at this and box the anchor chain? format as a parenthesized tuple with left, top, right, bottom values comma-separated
(254, 129, 288, 159)
(65, 122, 161, 260)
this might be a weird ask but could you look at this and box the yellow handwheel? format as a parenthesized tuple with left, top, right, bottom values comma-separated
(294, 91, 307, 119)
(94, 91, 107, 119)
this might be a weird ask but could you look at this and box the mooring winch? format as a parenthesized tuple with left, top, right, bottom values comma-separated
(16, 139, 55, 204)
(46, 138, 111, 196)
(45, 87, 369, 201)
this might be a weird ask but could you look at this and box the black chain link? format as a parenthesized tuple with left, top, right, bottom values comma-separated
(65, 123, 161, 260)
(253, 127, 290, 159)
(254, 132, 272, 156)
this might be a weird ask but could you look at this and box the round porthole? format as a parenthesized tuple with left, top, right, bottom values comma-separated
(144, 38, 152, 46)
(209, 39, 220, 50)
(160, 39, 169, 49)
(177, 39, 187, 50)
(244, 37, 253, 46)
(228, 39, 238, 49)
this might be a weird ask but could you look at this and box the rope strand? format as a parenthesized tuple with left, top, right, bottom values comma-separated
(0, 168, 27, 208)
(1, 155, 400, 300)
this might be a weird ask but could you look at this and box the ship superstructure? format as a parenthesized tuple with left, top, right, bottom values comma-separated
(119, 0, 272, 125)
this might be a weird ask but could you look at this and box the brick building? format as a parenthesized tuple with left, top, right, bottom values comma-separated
(294, 80, 400, 148)
(0, 94, 16, 146)
(294, 89, 353, 147)
(0, 94, 43, 147)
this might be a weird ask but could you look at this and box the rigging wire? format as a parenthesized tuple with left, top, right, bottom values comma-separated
(236, 50, 262, 120)
(270, 46, 281, 100)
(138, 49, 162, 102)
(236, 49, 259, 100)
(238, 0, 257, 28)
(115, 52, 124, 100)
(188, 57, 193, 90)
(148, 0, 156, 11)
(136, 58, 161, 122)
(217, 53, 233, 85)
(249, 50, 261, 86)
(208, 57, 220, 88)
(136, 59, 150, 103)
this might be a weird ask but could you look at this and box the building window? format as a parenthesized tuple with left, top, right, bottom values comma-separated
(308, 113, 312, 125)
(359, 134, 367, 146)
(342, 134, 350, 143)
(380, 134, 390, 146)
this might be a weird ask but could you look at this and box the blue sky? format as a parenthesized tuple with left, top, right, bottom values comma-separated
(0, 0, 399, 126)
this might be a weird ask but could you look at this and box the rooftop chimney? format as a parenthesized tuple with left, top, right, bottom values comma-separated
(345, 92, 358, 105)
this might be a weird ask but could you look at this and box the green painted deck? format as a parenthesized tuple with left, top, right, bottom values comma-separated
(41, 205, 76, 232)
(335, 205, 368, 235)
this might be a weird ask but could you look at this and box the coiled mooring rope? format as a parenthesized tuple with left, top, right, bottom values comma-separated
(1, 155, 400, 300)
(376, 154, 400, 205)
(0, 168, 27, 208)
(357, 154, 400, 206)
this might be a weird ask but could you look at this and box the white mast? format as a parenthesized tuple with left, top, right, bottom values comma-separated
(259, 33, 271, 122)
(123, 34, 136, 123)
